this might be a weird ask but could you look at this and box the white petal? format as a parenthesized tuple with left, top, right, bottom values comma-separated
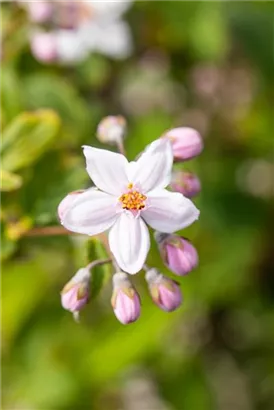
(82, 145, 129, 195)
(142, 189, 200, 233)
(127, 138, 173, 193)
(61, 188, 117, 235)
(55, 29, 89, 62)
(94, 21, 132, 59)
(109, 212, 150, 274)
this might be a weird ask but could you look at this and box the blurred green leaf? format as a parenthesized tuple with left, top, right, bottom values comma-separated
(1, 66, 23, 125)
(1, 169, 22, 192)
(1, 109, 60, 172)
(22, 74, 96, 145)
(189, 3, 228, 61)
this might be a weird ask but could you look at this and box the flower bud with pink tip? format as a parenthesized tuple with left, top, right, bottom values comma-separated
(58, 190, 85, 220)
(111, 272, 141, 324)
(30, 32, 58, 63)
(61, 267, 90, 313)
(97, 116, 127, 145)
(162, 127, 203, 161)
(145, 268, 182, 312)
(170, 171, 201, 198)
(155, 233, 198, 276)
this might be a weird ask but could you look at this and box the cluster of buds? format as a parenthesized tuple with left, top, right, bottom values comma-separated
(58, 116, 203, 325)
(61, 266, 184, 325)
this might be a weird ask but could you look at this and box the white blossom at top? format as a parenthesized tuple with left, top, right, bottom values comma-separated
(20, 0, 133, 63)
(59, 139, 199, 274)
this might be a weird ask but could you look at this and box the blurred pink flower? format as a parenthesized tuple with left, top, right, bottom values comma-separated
(23, 0, 134, 63)
(170, 171, 201, 198)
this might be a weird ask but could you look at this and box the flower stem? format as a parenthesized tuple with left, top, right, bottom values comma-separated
(116, 138, 126, 156)
(86, 258, 112, 270)
(24, 226, 72, 237)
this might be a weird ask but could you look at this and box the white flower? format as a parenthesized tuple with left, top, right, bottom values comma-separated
(60, 139, 199, 274)
(26, 0, 133, 63)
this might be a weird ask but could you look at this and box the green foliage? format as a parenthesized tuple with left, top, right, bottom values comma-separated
(1, 109, 60, 173)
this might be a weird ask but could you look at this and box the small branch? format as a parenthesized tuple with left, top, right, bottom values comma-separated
(86, 258, 112, 270)
(98, 233, 120, 272)
(23, 226, 73, 237)
(23, 226, 121, 272)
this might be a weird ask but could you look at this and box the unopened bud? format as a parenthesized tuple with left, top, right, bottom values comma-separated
(97, 116, 127, 145)
(145, 268, 182, 312)
(111, 272, 140, 324)
(170, 171, 201, 198)
(162, 127, 203, 161)
(61, 268, 90, 312)
(155, 233, 198, 276)
(30, 32, 58, 63)
(58, 190, 85, 220)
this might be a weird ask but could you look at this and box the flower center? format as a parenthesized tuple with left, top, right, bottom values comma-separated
(119, 183, 147, 211)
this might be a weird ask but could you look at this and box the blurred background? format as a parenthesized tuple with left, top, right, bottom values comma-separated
(1, 1, 274, 409)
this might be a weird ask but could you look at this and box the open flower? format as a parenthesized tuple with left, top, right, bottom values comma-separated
(59, 139, 199, 274)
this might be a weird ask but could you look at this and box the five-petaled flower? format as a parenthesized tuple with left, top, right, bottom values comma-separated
(59, 139, 199, 274)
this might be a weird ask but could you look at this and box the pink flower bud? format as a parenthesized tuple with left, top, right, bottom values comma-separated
(61, 268, 90, 312)
(145, 268, 182, 312)
(170, 171, 201, 198)
(111, 272, 140, 324)
(155, 233, 198, 276)
(58, 190, 85, 221)
(97, 116, 127, 145)
(30, 32, 58, 63)
(163, 127, 203, 161)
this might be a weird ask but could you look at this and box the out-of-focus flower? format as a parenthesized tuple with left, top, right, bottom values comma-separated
(162, 127, 203, 161)
(170, 171, 201, 198)
(155, 233, 198, 276)
(97, 116, 127, 145)
(30, 32, 58, 63)
(111, 272, 140, 324)
(21, 0, 133, 63)
(57, 190, 85, 220)
(236, 159, 274, 199)
(61, 267, 90, 312)
(191, 63, 256, 123)
(145, 268, 182, 312)
(59, 138, 199, 274)
(20, 0, 53, 23)
(120, 51, 182, 116)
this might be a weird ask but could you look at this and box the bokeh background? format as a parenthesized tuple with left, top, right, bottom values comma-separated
(1, 1, 274, 409)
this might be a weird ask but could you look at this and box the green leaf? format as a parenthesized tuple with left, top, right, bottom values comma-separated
(1, 109, 60, 172)
(0, 169, 22, 192)
(87, 238, 112, 300)
(22, 74, 97, 145)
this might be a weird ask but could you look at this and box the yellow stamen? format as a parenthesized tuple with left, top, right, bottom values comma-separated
(119, 185, 147, 211)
